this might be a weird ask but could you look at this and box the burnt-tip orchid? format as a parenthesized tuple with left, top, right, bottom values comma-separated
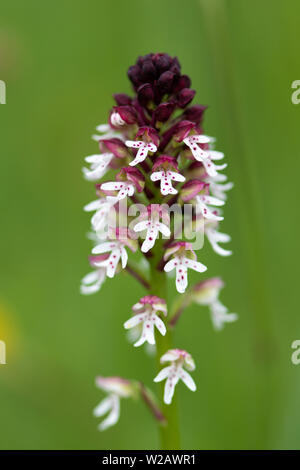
(151, 155, 186, 195)
(154, 349, 196, 405)
(134, 205, 170, 253)
(191, 278, 238, 330)
(81, 53, 237, 445)
(124, 296, 167, 347)
(164, 242, 207, 293)
(94, 376, 135, 431)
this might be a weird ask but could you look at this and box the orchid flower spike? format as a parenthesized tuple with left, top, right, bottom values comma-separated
(154, 349, 196, 405)
(124, 296, 167, 347)
(164, 242, 207, 293)
(134, 205, 170, 253)
(192, 278, 238, 330)
(94, 376, 135, 431)
(151, 155, 185, 195)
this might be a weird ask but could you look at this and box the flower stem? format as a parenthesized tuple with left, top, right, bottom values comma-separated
(149, 259, 181, 450)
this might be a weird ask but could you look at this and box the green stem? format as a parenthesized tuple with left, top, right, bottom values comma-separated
(149, 260, 181, 450)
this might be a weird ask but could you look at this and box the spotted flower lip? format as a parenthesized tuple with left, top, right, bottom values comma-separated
(100, 138, 130, 159)
(183, 134, 228, 177)
(164, 242, 207, 294)
(100, 167, 145, 201)
(92, 229, 137, 278)
(134, 204, 171, 253)
(124, 295, 167, 347)
(151, 155, 185, 196)
(154, 349, 196, 404)
(126, 140, 157, 167)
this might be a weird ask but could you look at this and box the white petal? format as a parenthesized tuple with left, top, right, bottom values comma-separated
(81, 270, 99, 285)
(200, 195, 225, 207)
(214, 163, 227, 171)
(125, 140, 143, 148)
(158, 223, 171, 237)
(202, 159, 218, 177)
(132, 302, 144, 311)
(190, 135, 211, 144)
(168, 171, 185, 182)
(151, 171, 164, 182)
(96, 124, 110, 133)
(206, 230, 232, 257)
(121, 247, 128, 268)
(164, 258, 177, 273)
(175, 266, 188, 293)
(101, 182, 124, 191)
(184, 258, 207, 273)
(141, 227, 158, 253)
(92, 241, 117, 254)
(124, 313, 146, 329)
(93, 396, 113, 417)
(196, 200, 223, 221)
(80, 282, 102, 295)
(134, 321, 149, 347)
(145, 322, 155, 345)
(209, 150, 224, 160)
(98, 395, 120, 431)
(154, 315, 166, 336)
(180, 369, 196, 392)
(106, 250, 121, 278)
(82, 166, 107, 181)
(164, 374, 180, 405)
(161, 351, 180, 363)
(153, 366, 172, 383)
(161, 174, 177, 195)
(84, 199, 103, 212)
(134, 221, 148, 232)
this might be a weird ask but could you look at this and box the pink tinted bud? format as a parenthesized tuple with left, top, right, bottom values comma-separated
(152, 154, 178, 172)
(136, 126, 160, 147)
(100, 138, 130, 159)
(116, 166, 145, 193)
(180, 179, 207, 202)
(173, 120, 195, 142)
(115, 106, 137, 125)
(88, 254, 110, 266)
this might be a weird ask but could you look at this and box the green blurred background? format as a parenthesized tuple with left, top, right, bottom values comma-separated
(0, 0, 299, 449)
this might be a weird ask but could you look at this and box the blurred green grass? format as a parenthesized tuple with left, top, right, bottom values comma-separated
(0, 0, 299, 449)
